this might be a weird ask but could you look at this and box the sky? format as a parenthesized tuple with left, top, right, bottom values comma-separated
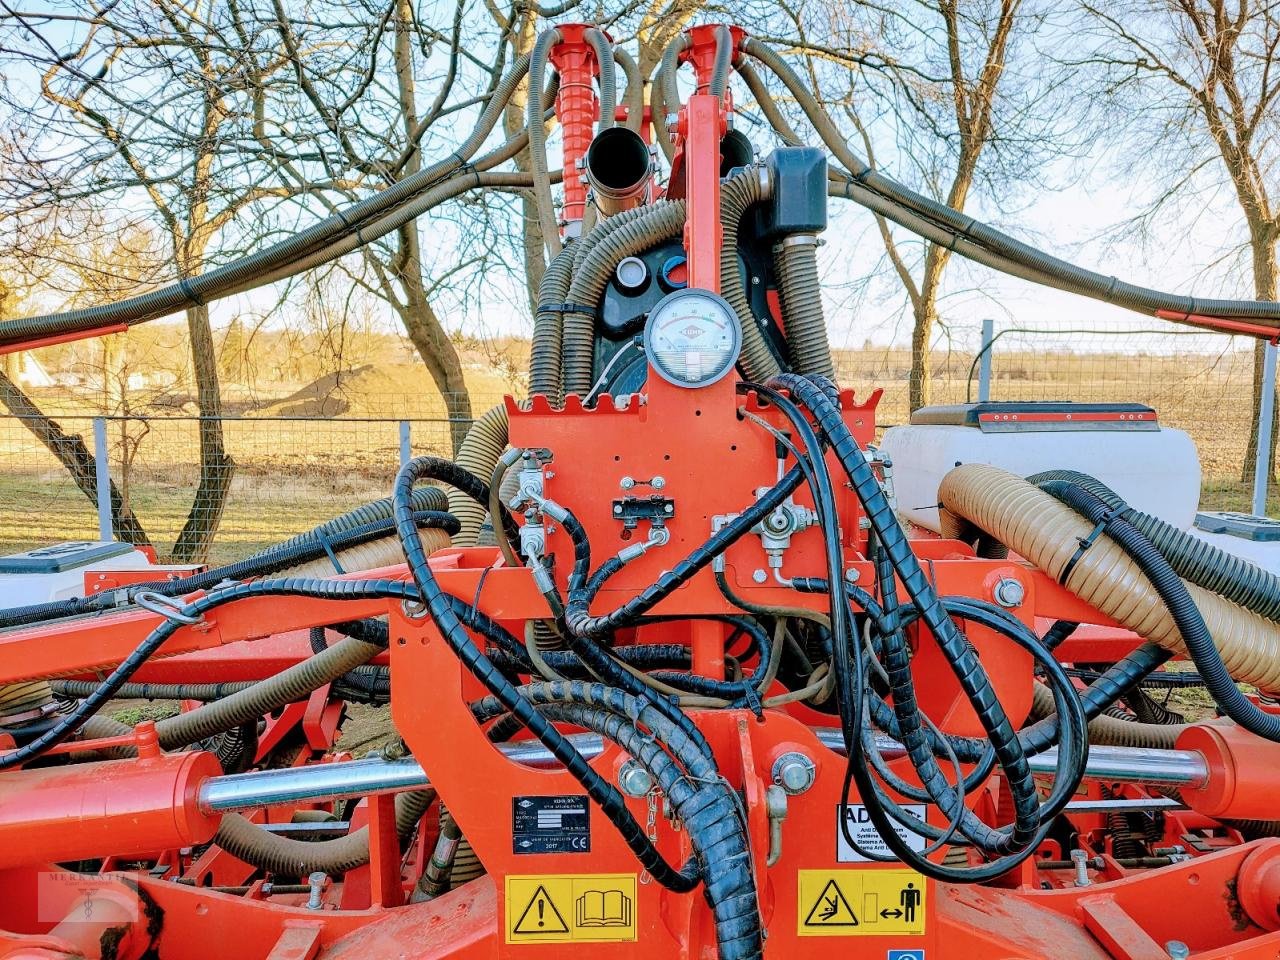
(1, 1, 1267, 362)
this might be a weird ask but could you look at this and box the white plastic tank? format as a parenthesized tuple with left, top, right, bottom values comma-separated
(0, 541, 151, 610)
(880, 402, 1201, 533)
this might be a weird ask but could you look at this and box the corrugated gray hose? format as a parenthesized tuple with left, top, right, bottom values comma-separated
(1028, 469, 1280, 623)
(720, 172, 784, 381)
(775, 234, 834, 378)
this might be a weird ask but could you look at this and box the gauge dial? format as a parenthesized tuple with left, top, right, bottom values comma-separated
(642, 289, 742, 388)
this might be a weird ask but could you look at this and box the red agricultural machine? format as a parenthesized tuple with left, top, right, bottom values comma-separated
(4, 22, 1280, 960)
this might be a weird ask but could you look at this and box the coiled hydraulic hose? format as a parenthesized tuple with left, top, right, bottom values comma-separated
(939, 465, 1280, 692)
(771, 375, 1046, 860)
(1029, 469, 1280, 623)
(471, 684, 760, 960)
(393, 456, 699, 892)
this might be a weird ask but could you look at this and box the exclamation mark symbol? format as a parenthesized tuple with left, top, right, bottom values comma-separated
(538, 897, 545, 927)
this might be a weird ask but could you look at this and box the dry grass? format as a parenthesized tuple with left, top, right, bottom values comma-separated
(0, 344, 1268, 564)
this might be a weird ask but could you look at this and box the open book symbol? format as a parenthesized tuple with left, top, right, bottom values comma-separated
(575, 888, 633, 928)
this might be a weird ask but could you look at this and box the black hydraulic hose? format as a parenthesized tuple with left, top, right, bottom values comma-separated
(0, 576, 425, 770)
(485, 644, 692, 677)
(1029, 469, 1280, 623)
(509, 698, 762, 960)
(563, 464, 807, 638)
(392, 456, 699, 892)
(553, 508, 715, 758)
(773, 374, 1044, 861)
(1039, 479, 1280, 743)
(53, 678, 256, 701)
(274, 487, 448, 553)
(0, 509, 457, 629)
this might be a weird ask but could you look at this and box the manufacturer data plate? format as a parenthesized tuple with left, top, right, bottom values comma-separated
(513, 795, 591, 854)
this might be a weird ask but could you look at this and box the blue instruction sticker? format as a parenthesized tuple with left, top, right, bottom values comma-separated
(888, 951, 925, 960)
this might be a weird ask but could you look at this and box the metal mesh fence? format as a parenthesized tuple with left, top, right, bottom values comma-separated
(0, 330, 1271, 567)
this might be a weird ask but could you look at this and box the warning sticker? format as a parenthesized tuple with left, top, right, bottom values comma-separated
(505, 874, 637, 944)
(513, 795, 591, 854)
(797, 869, 926, 937)
(836, 803, 928, 862)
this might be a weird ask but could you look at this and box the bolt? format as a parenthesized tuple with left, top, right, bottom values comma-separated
(306, 872, 327, 910)
(618, 759, 654, 798)
(844, 568, 861, 584)
(620, 476, 636, 489)
(753, 569, 769, 584)
(1165, 941, 1190, 960)
(1070, 849, 1090, 887)
(993, 577, 1025, 609)
(772, 752, 817, 795)
(651, 476, 666, 489)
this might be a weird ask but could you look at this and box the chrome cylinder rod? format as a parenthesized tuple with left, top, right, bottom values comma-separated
(198, 730, 1208, 815)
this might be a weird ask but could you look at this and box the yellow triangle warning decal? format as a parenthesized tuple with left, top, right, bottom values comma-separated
(803, 878, 859, 927)
(512, 884, 570, 935)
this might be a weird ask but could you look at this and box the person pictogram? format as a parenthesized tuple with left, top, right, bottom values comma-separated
(900, 882, 921, 924)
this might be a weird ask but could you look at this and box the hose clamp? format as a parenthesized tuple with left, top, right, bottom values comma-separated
(780, 233, 819, 250)
(134, 591, 204, 626)
(1058, 510, 1118, 586)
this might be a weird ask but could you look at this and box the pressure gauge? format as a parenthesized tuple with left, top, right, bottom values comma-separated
(642, 288, 742, 388)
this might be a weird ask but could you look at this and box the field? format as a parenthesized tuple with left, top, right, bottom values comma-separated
(0, 336, 1271, 564)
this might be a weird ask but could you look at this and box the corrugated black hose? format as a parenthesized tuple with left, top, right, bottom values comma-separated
(392, 456, 700, 893)
(1037, 479, 1280, 743)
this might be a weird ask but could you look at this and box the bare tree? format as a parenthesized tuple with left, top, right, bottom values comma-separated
(0, 0, 316, 559)
(768, 0, 1056, 410)
(1077, 0, 1280, 482)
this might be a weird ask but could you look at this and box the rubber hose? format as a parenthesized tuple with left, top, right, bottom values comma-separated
(583, 28, 616, 131)
(734, 62, 801, 145)
(708, 25, 734, 99)
(1028, 469, 1280, 623)
(277, 527, 451, 579)
(528, 28, 564, 259)
(650, 35, 689, 162)
(0, 55, 537, 344)
(1030, 683, 1185, 749)
(562, 200, 687, 395)
(937, 506, 1009, 559)
(275, 488, 447, 552)
(53, 679, 256, 701)
(744, 37, 1280, 330)
(154, 636, 383, 749)
(212, 788, 434, 879)
(0, 681, 52, 717)
(530, 243, 576, 400)
(720, 173, 784, 381)
(613, 48, 644, 133)
(448, 404, 510, 546)
(776, 235, 834, 377)
(939, 465, 1280, 692)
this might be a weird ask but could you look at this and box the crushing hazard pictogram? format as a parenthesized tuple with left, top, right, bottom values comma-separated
(511, 884, 570, 935)
(803, 878, 859, 927)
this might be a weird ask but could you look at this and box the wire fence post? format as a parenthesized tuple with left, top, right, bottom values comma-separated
(977, 318, 995, 403)
(1252, 340, 1278, 516)
(399, 420, 411, 467)
(92, 416, 112, 541)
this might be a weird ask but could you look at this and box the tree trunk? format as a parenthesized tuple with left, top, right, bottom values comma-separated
(1240, 231, 1279, 486)
(390, 2, 472, 454)
(908, 304, 938, 413)
(0, 370, 151, 547)
(170, 303, 235, 562)
(394, 225, 474, 453)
